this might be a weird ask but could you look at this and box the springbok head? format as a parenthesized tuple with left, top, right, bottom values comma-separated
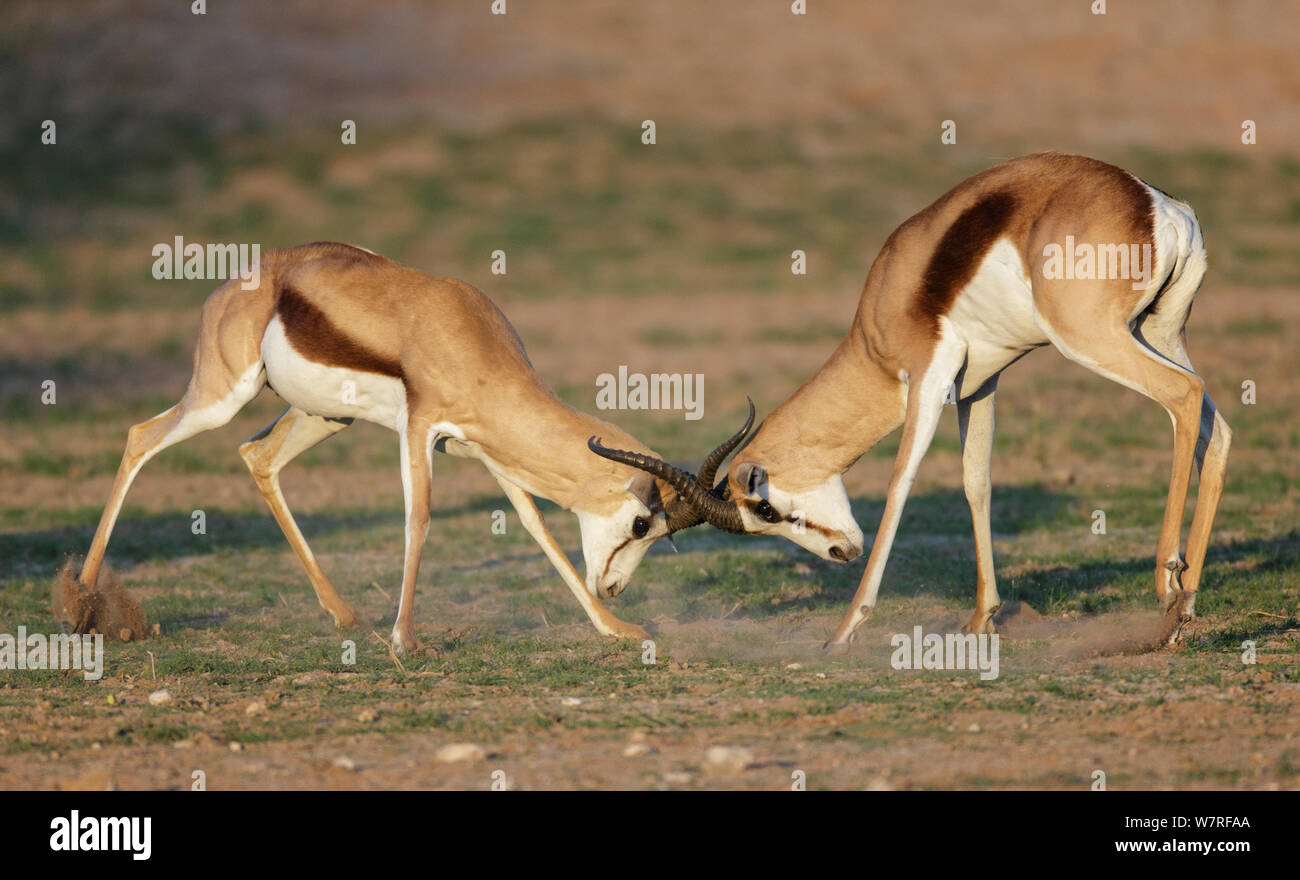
(582, 399, 757, 598)
(588, 398, 863, 565)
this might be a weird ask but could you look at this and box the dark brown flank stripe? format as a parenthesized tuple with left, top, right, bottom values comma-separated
(1111, 161, 1157, 219)
(1118, 171, 1157, 271)
(916, 190, 1018, 336)
(275, 284, 404, 381)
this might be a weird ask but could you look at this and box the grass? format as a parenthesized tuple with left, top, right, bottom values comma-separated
(4, 120, 1300, 315)
(1, 118, 1298, 789)
(2, 467, 1296, 779)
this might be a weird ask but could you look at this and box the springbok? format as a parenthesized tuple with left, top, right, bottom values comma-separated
(75, 241, 750, 654)
(593, 153, 1231, 648)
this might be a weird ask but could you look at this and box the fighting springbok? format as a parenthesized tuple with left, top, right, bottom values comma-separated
(75, 241, 750, 654)
(594, 152, 1231, 648)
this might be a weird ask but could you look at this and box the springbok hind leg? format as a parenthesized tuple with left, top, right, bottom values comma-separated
(1171, 392, 1231, 632)
(81, 362, 265, 589)
(1139, 328, 1232, 635)
(239, 407, 357, 628)
(1039, 316, 1206, 638)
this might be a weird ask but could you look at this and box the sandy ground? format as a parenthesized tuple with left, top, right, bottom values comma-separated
(2, 285, 1298, 790)
(2, 1, 1297, 791)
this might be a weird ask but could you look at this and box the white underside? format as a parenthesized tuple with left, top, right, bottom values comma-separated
(945, 238, 1047, 395)
(262, 317, 408, 429)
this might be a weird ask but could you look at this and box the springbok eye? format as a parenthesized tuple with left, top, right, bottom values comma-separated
(754, 500, 781, 524)
(632, 516, 650, 538)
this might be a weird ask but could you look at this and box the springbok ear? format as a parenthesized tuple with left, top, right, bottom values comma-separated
(733, 461, 767, 498)
(623, 474, 661, 515)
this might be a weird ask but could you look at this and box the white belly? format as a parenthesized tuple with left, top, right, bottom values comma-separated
(946, 237, 1048, 393)
(261, 316, 407, 429)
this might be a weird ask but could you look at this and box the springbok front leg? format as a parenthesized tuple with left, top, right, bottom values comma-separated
(826, 335, 967, 647)
(391, 420, 434, 655)
(491, 474, 650, 640)
(239, 406, 358, 628)
(957, 374, 1001, 635)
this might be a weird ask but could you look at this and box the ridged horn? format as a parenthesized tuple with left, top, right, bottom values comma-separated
(587, 398, 755, 534)
(694, 397, 755, 496)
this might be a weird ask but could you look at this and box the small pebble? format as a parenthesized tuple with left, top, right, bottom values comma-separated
(435, 743, 486, 763)
(705, 746, 755, 773)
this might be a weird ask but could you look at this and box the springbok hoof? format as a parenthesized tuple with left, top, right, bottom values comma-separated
(962, 616, 998, 636)
(607, 623, 651, 641)
(1158, 588, 1196, 647)
(391, 628, 422, 656)
(330, 604, 360, 630)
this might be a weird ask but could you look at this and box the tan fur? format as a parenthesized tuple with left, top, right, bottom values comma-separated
(727, 153, 1229, 647)
(77, 243, 670, 651)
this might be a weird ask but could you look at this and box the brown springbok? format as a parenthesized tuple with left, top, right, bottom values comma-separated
(594, 152, 1231, 649)
(76, 242, 750, 654)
